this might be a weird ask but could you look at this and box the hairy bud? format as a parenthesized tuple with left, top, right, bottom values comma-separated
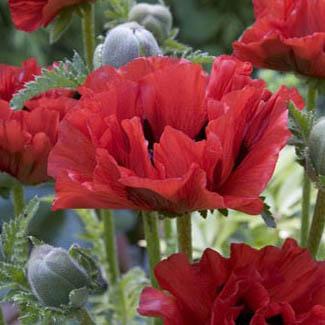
(309, 118, 325, 175)
(27, 244, 91, 308)
(129, 3, 172, 42)
(93, 43, 104, 69)
(101, 22, 161, 68)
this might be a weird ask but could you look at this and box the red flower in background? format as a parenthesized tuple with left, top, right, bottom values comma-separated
(233, 0, 325, 78)
(0, 59, 76, 185)
(138, 239, 325, 325)
(0, 58, 40, 102)
(48, 55, 303, 214)
(9, 0, 94, 32)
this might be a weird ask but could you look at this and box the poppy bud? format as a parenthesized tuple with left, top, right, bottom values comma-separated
(102, 22, 161, 68)
(128, 3, 172, 43)
(93, 43, 104, 69)
(309, 118, 325, 175)
(27, 244, 91, 308)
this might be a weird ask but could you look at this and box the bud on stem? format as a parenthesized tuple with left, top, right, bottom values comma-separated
(27, 245, 91, 308)
(129, 3, 173, 43)
(97, 22, 161, 68)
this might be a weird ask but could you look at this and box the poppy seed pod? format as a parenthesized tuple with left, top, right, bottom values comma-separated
(27, 245, 91, 308)
(128, 3, 172, 42)
(102, 22, 161, 68)
(309, 118, 325, 175)
(93, 43, 104, 69)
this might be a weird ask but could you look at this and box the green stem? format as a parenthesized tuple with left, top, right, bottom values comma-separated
(101, 209, 120, 284)
(12, 183, 24, 217)
(301, 85, 317, 246)
(301, 173, 311, 247)
(76, 308, 96, 325)
(163, 218, 175, 255)
(142, 212, 161, 288)
(307, 190, 325, 257)
(176, 213, 192, 262)
(307, 86, 317, 112)
(81, 3, 95, 70)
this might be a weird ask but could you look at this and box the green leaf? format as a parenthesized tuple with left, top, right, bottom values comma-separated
(288, 102, 311, 140)
(68, 245, 105, 292)
(10, 52, 88, 110)
(288, 102, 313, 165)
(104, 0, 134, 28)
(110, 268, 149, 324)
(0, 262, 28, 287)
(49, 8, 74, 44)
(1, 197, 40, 265)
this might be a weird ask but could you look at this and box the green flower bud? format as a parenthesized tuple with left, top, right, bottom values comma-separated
(93, 43, 104, 70)
(102, 22, 161, 68)
(27, 245, 91, 308)
(309, 118, 325, 175)
(129, 3, 172, 42)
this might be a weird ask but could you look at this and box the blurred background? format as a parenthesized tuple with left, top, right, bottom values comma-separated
(0, 0, 254, 64)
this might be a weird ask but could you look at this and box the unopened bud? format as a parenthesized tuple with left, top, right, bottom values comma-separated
(129, 3, 172, 43)
(93, 43, 104, 69)
(309, 118, 325, 175)
(27, 245, 90, 308)
(101, 22, 161, 68)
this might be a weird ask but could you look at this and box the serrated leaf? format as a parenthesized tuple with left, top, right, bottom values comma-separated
(288, 102, 313, 165)
(110, 267, 149, 324)
(10, 52, 88, 110)
(0, 262, 28, 287)
(69, 245, 105, 292)
(50, 8, 74, 44)
(288, 102, 311, 140)
(1, 197, 39, 264)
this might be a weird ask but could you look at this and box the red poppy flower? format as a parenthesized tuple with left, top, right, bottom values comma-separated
(138, 239, 325, 325)
(233, 0, 325, 78)
(48, 55, 303, 214)
(0, 59, 76, 184)
(0, 58, 40, 102)
(9, 0, 95, 32)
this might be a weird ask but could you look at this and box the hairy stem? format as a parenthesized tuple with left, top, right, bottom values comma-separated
(12, 183, 24, 217)
(101, 209, 120, 284)
(301, 85, 317, 246)
(142, 212, 161, 288)
(163, 218, 175, 256)
(176, 213, 192, 262)
(307, 190, 325, 257)
(81, 3, 95, 69)
(301, 173, 311, 247)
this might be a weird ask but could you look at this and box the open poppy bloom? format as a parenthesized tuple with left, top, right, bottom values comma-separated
(0, 58, 76, 185)
(138, 239, 325, 325)
(233, 0, 325, 78)
(9, 0, 94, 32)
(48, 55, 303, 214)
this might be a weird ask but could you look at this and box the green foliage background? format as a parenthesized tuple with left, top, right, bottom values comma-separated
(0, 0, 253, 65)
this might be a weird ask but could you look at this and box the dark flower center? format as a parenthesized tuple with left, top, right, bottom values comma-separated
(236, 311, 283, 325)
(236, 310, 254, 325)
(266, 315, 284, 325)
